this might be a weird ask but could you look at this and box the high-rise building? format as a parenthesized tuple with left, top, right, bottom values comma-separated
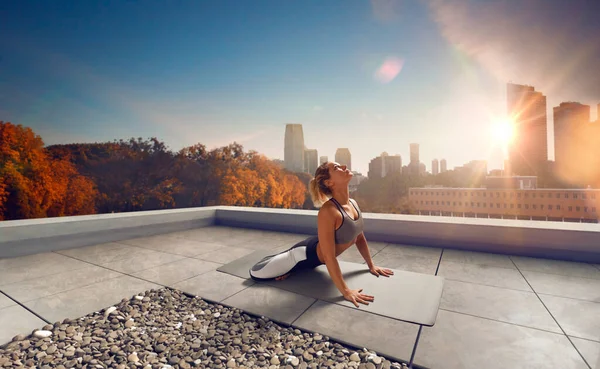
(284, 124, 305, 172)
(335, 148, 352, 170)
(319, 156, 328, 165)
(409, 143, 420, 176)
(507, 83, 548, 176)
(368, 156, 384, 179)
(440, 159, 447, 173)
(553, 102, 590, 173)
(304, 148, 318, 175)
(432, 159, 439, 175)
(419, 162, 426, 175)
(368, 152, 401, 178)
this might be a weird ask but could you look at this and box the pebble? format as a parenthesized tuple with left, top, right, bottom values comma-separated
(33, 330, 52, 338)
(0, 288, 408, 369)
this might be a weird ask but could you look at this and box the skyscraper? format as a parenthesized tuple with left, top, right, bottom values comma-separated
(284, 124, 305, 172)
(440, 159, 447, 173)
(320, 156, 328, 165)
(409, 143, 420, 176)
(507, 83, 548, 175)
(368, 152, 401, 179)
(335, 148, 351, 170)
(553, 102, 590, 172)
(304, 148, 318, 175)
(432, 159, 439, 175)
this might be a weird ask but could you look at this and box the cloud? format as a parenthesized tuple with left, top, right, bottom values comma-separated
(425, 0, 600, 101)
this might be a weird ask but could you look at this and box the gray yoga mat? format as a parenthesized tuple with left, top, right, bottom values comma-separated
(217, 250, 444, 326)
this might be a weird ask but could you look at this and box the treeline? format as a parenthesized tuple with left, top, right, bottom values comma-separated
(0, 121, 308, 221)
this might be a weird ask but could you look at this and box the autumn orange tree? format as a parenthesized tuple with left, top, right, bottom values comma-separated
(0, 121, 98, 220)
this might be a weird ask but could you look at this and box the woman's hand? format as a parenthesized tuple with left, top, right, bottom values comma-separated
(343, 288, 374, 308)
(369, 266, 394, 277)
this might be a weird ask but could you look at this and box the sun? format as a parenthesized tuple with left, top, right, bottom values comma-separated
(491, 118, 515, 147)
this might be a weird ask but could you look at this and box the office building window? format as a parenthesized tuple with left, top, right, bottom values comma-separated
(548, 193, 553, 198)
(510, 204, 514, 208)
(483, 203, 486, 208)
(593, 207, 596, 212)
(584, 207, 588, 212)
(504, 204, 507, 208)
(549, 205, 553, 210)
(573, 194, 577, 199)
(557, 194, 561, 198)
(557, 205, 561, 210)
(517, 204, 521, 209)
(525, 204, 529, 209)
(524, 193, 528, 198)
(565, 193, 569, 199)
(576, 206, 580, 211)
(541, 193, 545, 198)
(483, 193, 486, 197)
(583, 194, 587, 199)
(541, 205, 544, 210)
(496, 192, 500, 197)
(436, 201, 439, 205)
(568, 206, 572, 211)
(518, 193, 521, 198)
(503, 193, 507, 198)
(447, 201, 450, 206)
(497, 203, 500, 208)
(477, 202, 480, 207)
(453, 202, 456, 206)
(592, 194, 596, 199)
(533, 204, 537, 209)
(532, 193, 536, 198)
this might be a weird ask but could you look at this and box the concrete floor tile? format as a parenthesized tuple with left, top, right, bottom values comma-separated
(540, 294, 600, 342)
(511, 256, 600, 279)
(98, 249, 186, 274)
(414, 309, 588, 369)
(0, 253, 91, 286)
(0, 266, 123, 303)
(442, 249, 515, 269)
(440, 279, 561, 333)
(437, 260, 532, 291)
(522, 270, 600, 302)
(132, 257, 221, 286)
(194, 246, 257, 264)
(119, 235, 226, 257)
(171, 270, 254, 302)
(22, 275, 161, 323)
(570, 337, 600, 369)
(293, 300, 419, 362)
(222, 284, 316, 324)
(0, 293, 15, 309)
(0, 305, 47, 346)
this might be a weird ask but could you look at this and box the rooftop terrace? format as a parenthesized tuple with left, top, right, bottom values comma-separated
(1, 207, 599, 368)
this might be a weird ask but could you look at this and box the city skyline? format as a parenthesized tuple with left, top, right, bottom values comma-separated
(2, 1, 599, 175)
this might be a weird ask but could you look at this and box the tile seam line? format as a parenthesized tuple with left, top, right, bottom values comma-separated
(509, 256, 592, 369)
(0, 289, 51, 326)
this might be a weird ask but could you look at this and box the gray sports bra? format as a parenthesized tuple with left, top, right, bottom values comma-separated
(329, 198, 364, 244)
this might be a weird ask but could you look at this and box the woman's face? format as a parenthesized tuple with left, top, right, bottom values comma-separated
(327, 162, 353, 187)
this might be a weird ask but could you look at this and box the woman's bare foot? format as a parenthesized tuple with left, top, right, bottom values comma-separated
(275, 273, 291, 281)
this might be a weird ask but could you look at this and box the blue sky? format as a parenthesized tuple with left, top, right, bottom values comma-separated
(1, 0, 599, 174)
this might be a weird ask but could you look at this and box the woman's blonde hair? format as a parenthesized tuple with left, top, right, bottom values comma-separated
(308, 162, 332, 208)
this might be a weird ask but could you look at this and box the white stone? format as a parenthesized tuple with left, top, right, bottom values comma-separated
(104, 306, 117, 316)
(134, 295, 144, 300)
(227, 358, 237, 368)
(367, 354, 382, 365)
(33, 330, 52, 338)
(316, 351, 323, 357)
(214, 312, 221, 318)
(350, 352, 360, 362)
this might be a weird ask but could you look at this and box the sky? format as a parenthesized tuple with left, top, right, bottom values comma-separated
(1, 0, 599, 174)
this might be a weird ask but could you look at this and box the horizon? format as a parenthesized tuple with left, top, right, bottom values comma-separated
(1, 0, 599, 174)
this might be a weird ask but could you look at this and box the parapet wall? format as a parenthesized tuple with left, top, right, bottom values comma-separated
(1, 206, 599, 263)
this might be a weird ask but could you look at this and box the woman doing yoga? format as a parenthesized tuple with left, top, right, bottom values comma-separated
(249, 161, 394, 307)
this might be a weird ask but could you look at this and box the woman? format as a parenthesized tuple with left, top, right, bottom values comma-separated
(249, 161, 394, 307)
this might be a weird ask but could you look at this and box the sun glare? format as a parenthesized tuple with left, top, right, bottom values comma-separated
(491, 118, 515, 146)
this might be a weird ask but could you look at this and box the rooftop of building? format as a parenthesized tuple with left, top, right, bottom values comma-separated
(1, 207, 598, 369)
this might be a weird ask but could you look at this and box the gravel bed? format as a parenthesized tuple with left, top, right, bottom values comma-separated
(0, 288, 410, 369)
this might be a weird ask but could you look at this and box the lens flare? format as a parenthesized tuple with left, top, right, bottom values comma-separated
(374, 57, 404, 83)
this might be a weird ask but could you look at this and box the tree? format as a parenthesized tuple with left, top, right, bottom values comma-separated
(0, 122, 98, 220)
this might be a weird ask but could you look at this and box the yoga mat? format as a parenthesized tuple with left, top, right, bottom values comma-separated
(217, 250, 444, 326)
